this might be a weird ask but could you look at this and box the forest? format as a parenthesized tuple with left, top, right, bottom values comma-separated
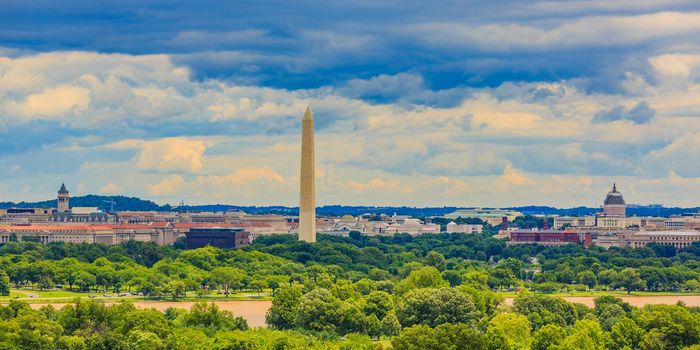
(0, 233, 699, 349)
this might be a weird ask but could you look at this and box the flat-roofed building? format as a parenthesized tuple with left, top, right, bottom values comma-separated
(0, 222, 176, 245)
(506, 229, 589, 246)
(117, 211, 179, 224)
(107, 222, 177, 245)
(185, 227, 250, 249)
(618, 231, 700, 249)
(179, 212, 228, 223)
(233, 214, 289, 233)
(443, 208, 522, 226)
(553, 216, 598, 229)
(51, 207, 115, 223)
(445, 222, 483, 234)
(0, 225, 113, 244)
(0, 208, 53, 224)
(384, 219, 441, 236)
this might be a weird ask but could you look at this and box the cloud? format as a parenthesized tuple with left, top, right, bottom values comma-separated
(7, 85, 90, 118)
(411, 12, 700, 53)
(496, 164, 535, 191)
(649, 53, 700, 83)
(147, 167, 288, 199)
(435, 176, 468, 195)
(147, 175, 188, 196)
(136, 138, 207, 173)
(0, 37, 699, 206)
(592, 101, 656, 124)
(345, 178, 410, 194)
(99, 182, 122, 194)
(3, 2, 700, 92)
(644, 132, 700, 177)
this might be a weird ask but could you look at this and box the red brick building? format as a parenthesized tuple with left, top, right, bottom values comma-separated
(507, 229, 590, 247)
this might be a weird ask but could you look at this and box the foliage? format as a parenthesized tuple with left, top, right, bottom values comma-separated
(0, 233, 699, 349)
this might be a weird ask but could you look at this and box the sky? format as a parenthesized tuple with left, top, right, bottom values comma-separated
(1, 1, 700, 207)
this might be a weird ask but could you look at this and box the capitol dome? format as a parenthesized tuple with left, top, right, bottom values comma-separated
(603, 183, 626, 216)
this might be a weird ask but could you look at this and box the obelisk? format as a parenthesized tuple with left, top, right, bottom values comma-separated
(299, 106, 316, 242)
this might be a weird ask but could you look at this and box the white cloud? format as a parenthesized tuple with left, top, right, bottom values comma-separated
(411, 11, 700, 53)
(6, 85, 90, 118)
(0, 50, 699, 206)
(136, 138, 208, 173)
(99, 182, 122, 194)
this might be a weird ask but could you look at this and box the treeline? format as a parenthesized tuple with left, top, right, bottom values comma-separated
(1, 234, 699, 298)
(267, 276, 700, 350)
(0, 195, 169, 212)
(1, 233, 700, 349)
(0, 299, 264, 349)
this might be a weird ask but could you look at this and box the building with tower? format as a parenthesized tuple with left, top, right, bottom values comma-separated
(602, 183, 626, 217)
(57, 183, 70, 212)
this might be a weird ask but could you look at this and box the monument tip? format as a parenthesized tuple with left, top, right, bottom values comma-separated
(303, 105, 313, 120)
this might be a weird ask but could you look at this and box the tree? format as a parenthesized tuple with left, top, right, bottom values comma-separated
(368, 268, 391, 281)
(532, 324, 566, 350)
(294, 288, 342, 332)
(616, 268, 645, 294)
(636, 304, 700, 349)
(597, 269, 619, 290)
(74, 271, 96, 292)
(608, 317, 644, 350)
(56, 335, 88, 350)
(396, 266, 449, 294)
(183, 302, 248, 332)
(210, 267, 246, 297)
(398, 288, 479, 328)
(380, 312, 402, 336)
(577, 271, 598, 290)
(513, 293, 577, 329)
(424, 251, 447, 271)
(487, 312, 532, 350)
(442, 270, 462, 287)
(57, 258, 81, 291)
(559, 319, 608, 350)
(0, 270, 10, 296)
(248, 279, 267, 296)
(162, 280, 186, 300)
(125, 330, 164, 350)
(391, 325, 444, 350)
(363, 290, 394, 319)
(266, 286, 302, 330)
(177, 247, 220, 271)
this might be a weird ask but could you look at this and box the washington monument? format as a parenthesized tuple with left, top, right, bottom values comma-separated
(299, 106, 316, 242)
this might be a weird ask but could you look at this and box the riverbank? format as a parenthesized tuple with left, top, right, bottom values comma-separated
(503, 294, 700, 308)
(26, 300, 273, 328)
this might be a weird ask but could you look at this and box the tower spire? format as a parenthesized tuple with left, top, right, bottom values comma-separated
(299, 105, 316, 243)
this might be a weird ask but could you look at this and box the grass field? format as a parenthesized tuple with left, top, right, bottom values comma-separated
(3, 288, 697, 304)
(0, 288, 272, 303)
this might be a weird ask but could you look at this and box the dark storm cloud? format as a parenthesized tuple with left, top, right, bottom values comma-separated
(3, 1, 700, 99)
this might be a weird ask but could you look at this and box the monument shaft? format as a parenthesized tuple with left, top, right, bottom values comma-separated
(299, 107, 316, 242)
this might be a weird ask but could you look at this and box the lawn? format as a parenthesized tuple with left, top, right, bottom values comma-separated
(0, 288, 272, 303)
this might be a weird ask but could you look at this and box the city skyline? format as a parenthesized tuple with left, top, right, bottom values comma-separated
(2, 2, 700, 207)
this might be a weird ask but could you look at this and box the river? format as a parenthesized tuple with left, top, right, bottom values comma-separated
(503, 295, 700, 308)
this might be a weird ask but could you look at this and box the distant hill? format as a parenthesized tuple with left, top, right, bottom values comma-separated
(507, 205, 700, 217)
(0, 195, 697, 217)
(0, 195, 170, 212)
